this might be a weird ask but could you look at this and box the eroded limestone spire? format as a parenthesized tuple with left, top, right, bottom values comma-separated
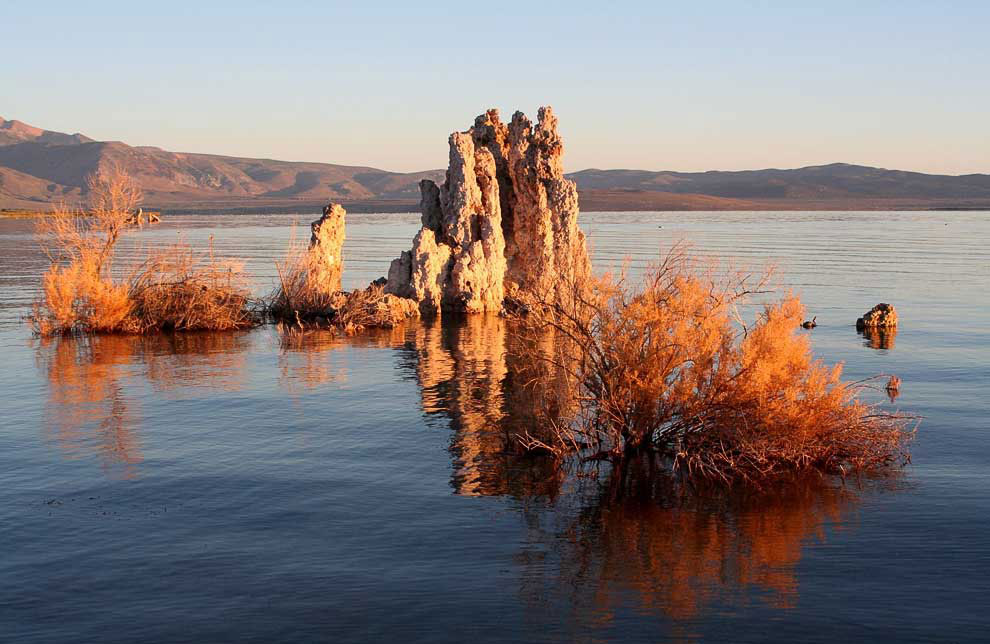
(385, 106, 589, 314)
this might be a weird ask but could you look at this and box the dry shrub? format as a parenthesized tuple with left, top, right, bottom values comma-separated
(128, 242, 256, 332)
(29, 166, 256, 336)
(37, 164, 142, 268)
(268, 236, 419, 332)
(268, 236, 340, 322)
(30, 166, 142, 335)
(34, 259, 135, 335)
(511, 246, 915, 485)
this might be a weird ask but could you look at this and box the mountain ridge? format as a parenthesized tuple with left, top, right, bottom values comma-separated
(2, 117, 988, 212)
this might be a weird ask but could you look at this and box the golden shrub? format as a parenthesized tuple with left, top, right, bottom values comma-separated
(511, 246, 914, 484)
(30, 167, 255, 336)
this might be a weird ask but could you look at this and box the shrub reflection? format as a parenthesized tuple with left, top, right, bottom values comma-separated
(529, 478, 861, 626)
(37, 332, 252, 477)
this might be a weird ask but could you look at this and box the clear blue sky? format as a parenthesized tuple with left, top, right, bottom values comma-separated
(3, 1, 988, 174)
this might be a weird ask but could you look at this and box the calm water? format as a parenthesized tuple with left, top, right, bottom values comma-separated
(1, 211, 988, 643)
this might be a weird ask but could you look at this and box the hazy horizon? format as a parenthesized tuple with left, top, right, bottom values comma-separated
(4, 1, 989, 175)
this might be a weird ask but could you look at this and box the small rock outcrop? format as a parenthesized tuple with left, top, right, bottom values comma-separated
(309, 202, 346, 294)
(856, 303, 898, 330)
(334, 284, 421, 330)
(385, 106, 590, 314)
(885, 375, 901, 402)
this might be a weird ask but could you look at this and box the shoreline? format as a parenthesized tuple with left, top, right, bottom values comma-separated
(5, 201, 989, 218)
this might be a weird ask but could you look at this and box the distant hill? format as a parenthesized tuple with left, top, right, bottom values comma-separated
(0, 117, 444, 212)
(568, 165, 990, 210)
(2, 117, 989, 213)
(0, 117, 93, 147)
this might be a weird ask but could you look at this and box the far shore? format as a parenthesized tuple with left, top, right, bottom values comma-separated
(5, 194, 989, 218)
(0, 209, 163, 219)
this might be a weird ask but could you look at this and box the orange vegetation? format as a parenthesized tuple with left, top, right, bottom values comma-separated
(268, 233, 419, 332)
(268, 236, 340, 323)
(544, 480, 859, 625)
(29, 165, 256, 336)
(511, 246, 914, 484)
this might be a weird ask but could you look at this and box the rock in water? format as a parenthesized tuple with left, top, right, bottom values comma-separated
(885, 375, 901, 402)
(310, 202, 346, 294)
(856, 303, 898, 329)
(386, 106, 590, 314)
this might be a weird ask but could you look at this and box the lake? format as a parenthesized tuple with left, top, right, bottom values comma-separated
(1, 211, 988, 642)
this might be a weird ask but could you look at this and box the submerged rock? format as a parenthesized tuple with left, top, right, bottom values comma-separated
(385, 106, 590, 314)
(309, 202, 346, 294)
(856, 303, 898, 330)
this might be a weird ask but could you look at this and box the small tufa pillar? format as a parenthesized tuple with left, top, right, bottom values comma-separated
(310, 202, 346, 294)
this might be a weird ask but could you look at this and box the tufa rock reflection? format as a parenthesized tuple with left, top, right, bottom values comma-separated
(860, 324, 897, 350)
(398, 315, 563, 497)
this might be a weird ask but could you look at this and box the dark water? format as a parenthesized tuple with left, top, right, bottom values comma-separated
(1, 212, 988, 642)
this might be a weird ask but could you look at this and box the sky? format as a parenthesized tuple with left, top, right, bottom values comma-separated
(2, 1, 989, 174)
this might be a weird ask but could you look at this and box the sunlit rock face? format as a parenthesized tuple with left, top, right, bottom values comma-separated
(385, 106, 590, 313)
(309, 202, 346, 294)
(503, 107, 590, 307)
(856, 303, 898, 329)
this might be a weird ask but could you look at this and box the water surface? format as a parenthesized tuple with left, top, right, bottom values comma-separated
(1, 211, 988, 642)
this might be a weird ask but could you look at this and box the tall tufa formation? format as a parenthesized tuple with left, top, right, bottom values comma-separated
(503, 107, 590, 305)
(309, 202, 346, 294)
(385, 106, 590, 314)
(385, 130, 506, 314)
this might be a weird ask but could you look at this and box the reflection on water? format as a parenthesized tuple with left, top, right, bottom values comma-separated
(534, 479, 861, 628)
(6, 211, 989, 641)
(400, 315, 562, 498)
(142, 332, 253, 393)
(32, 305, 889, 630)
(274, 316, 562, 497)
(860, 325, 897, 350)
(277, 329, 349, 389)
(397, 317, 874, 626)
(38, 335, 143, 479)
(37, 332, 253, 478)
(395, 318, 881, 628)
(35, 317, 868, 618)
(275, 324, 413, 392)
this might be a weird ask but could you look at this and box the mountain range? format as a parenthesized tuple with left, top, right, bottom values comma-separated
(2, 116, 989, 213)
